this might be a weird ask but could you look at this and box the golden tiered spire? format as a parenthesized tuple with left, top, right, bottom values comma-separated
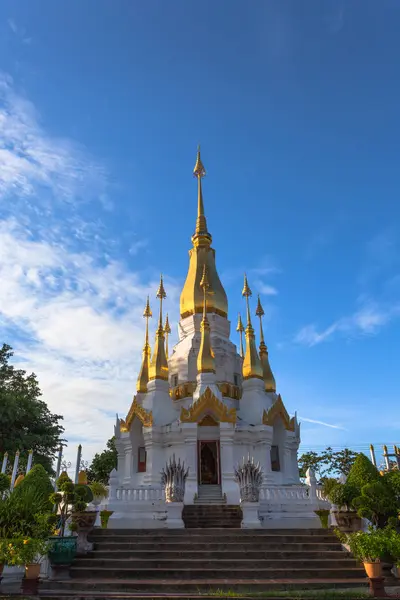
(180, 148, 228, 319)
(236, 313, 245, 358)
(241, 275, 263, 380)
(193, 146, 210, 243)
(164, 313, 171, 359)
(149, 275, 169, 381)
(255, 295, 276, 392)
(136, 296, 152, 392)
(197, 265, 216, 374)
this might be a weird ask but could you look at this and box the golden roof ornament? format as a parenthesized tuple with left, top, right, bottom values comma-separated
(149, 275, 169, 381)
(164, 313, 171, 359)
(255, 294, 276, 392)
(180, 148, 228, 320)
(241, 274, 263, 380)
(236, 313, 244, 358)
(137, 296, 152, 393)
(197, 265, 216, 374)
(192, 146, 211, 245)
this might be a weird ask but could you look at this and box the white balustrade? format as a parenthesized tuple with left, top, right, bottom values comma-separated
(115, 487, 165, 502)
(259, 485, 310, 502)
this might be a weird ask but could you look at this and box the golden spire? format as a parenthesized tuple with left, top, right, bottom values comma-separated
(164, 313, 171, 359)
(255, 295, 276, 392)
(149, 275, 169, 381)
(193, 145, 211, 244)
(241, 275, 263, 380)
(197, 265, 216, 374)
(180, 148, 228, 319)
(236, 313, 244, 358)
(137, 296, 152, 393)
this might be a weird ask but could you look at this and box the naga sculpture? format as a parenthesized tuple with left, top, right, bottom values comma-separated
(161, 455, 189, 503)
(234, 455, 263, 502)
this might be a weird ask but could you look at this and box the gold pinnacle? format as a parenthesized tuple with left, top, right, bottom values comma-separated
(255, 295, 265, 318)
(164, 313, 171, 335)
(156, 275, 166, 300)
(236, 313, 244, 332)
(193, 145, 206, 179)
(143, 295, 152, 319)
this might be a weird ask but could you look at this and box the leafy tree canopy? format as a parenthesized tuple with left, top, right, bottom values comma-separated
(0, 344, 64, 475)
(298, 446, 359, 480)
(87, 437, 117, 485)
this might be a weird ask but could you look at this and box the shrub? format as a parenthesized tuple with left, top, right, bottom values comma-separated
(0, 485, 54, 539)
(89, 481, 108, 500)
(353, 480, 398, 528)
(12, 465, 53, 514)
(51, 472, 89, 536)
(346, 454, 380, 496)
(0, 473, 10, 494)
(383, 470, 400, 502)
(336, 527, 388, 563)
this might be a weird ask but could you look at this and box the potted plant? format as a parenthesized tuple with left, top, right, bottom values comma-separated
(0, 539, 13, 580)
(89, 481, 108, 504)
(19, 538, 49, 595)
(326, 481, 361, 532)
(48, 472, 79, 578)
(100, 509, 113, 529)
(386, 525, 400, 578)
(336, 527, 388, 578)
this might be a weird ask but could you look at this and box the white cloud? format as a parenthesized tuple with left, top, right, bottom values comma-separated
(298, 416, 346, 431)
(129, 239, 148, 256)
(294, 302, 400, 347)
(254, 281, 278, 296)
(0, 219, 180, 466)
(0, 73, 108, 217)
(0, 75, 179, 467)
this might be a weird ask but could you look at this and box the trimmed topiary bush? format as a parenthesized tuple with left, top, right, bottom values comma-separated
(12, 464, 53, 513)
(346, 453, 381, 495)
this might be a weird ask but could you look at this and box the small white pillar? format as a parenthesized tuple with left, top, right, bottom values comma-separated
(166, 502, 184, 528)
(241, 502, 261, 528)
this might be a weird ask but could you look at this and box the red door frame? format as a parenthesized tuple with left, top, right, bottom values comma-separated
(198, 440, 221, 485)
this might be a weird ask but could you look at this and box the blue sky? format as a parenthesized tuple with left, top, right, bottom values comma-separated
(0, 0, 398, 467)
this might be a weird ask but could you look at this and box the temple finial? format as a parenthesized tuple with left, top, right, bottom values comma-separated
(197, 264, 216, 374)
(241, 275, 263, 380)
(192, 147, 211, 244)
(149, 275, 169, 381)
(236, 313, 244, 358)
(255, 294, 276, 392)
(242, 273, 252, 327)
(137, 296, 152, 393)
(164, 313, 171, 359)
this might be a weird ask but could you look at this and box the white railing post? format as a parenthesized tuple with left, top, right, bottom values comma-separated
(10, 451, 20, 490)
(26, 449, 33, 474)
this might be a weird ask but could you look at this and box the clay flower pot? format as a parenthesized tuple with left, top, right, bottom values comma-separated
(25, 563, 41, 579)
(364, 561, 382, 579)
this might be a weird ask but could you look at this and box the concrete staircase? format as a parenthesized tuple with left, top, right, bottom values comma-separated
(194, 484, 225, 504)
(183, 504, 242, 528)
(40, 528, 367, 598)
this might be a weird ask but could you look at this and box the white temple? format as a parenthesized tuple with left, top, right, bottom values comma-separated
(109, 149, 323, 529)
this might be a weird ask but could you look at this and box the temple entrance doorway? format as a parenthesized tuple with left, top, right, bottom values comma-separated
(198, 440, 220, 485)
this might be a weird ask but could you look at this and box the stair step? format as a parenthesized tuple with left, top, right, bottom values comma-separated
(75, 558, 358, 569)
(40, 577, 368, 593)
(70, 566, 364, 579)
(87, 549, 350, 559)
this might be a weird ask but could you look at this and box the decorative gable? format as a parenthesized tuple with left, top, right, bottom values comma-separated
(120, 396, 153, 432)
(262, 394, 295, 432)
(180, 386, 236, 424)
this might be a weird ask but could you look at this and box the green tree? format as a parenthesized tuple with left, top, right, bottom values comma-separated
(298, 447, 359, 480)
(87, 437, 117, 484)
(0, 344, 64, 474)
